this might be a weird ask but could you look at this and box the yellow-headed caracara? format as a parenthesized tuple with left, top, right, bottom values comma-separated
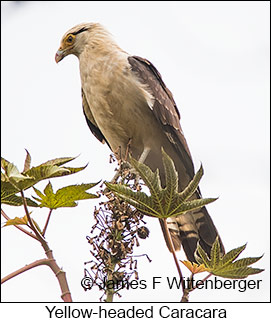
(55, 22, 223, 262)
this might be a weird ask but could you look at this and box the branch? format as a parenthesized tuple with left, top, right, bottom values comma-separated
(1, 258, 52, 284)
(20, 190, 49, 251)
(2, 192, 73, 302)
(1, 254, 72, 302)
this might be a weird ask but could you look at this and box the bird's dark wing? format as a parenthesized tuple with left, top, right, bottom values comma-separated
(81, 88, 111, 148)
(128, 56, 224, 262)
(128, 55, 195, 179)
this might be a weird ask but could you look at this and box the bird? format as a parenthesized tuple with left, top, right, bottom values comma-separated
(55, 22, 224, 262)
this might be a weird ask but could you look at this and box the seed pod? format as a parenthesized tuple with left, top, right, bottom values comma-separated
(137, 226, 150, 239)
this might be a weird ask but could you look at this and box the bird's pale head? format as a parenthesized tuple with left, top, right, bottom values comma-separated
(55, 22, 116, 63)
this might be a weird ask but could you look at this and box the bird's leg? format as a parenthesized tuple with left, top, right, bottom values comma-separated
(124, 138, 132, 161)
(110, 142, 132, 184)
(138, 147, 151, 164)
(133, 147, 151, 190)
(110, 146, 151, 186)
(109, 146, 123, 184)
(114, 146, 122, 161)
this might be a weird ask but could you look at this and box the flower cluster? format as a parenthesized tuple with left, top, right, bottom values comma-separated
(84, 160, 150, 301)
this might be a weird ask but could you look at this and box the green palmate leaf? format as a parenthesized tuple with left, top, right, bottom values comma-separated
(4, 215, 28, 226)
(63, 165, 88, 175)
(195, 241, 212, 267)
(32, 182, 99, 209)
(161, 149, 179, 215)
(169, 198, 218, 218)
(1, 154, 88, 197)
(105, 182, 158, 217)
(1, 193, 25, 207)
(1, 158, 34, 187)
(0, 176, 38, 207)
(181, 260, 208, 274)
(210, 236, 221, 268)
(25, 164, 70, 181)
(106, 149, 217, 219)
(219, 256, 264, 271)
(195, 237, 264, 279)
(1, 158, 18, 177)
(130, 158, 162, 202)
(219, 244, 247, 268)
(3, 213, 43, 236)
(1, 180, 20, 197)
(32, 187, 44, 200)
(39, 156, 77, 167)
(1, 193, 39, 207)
(212, 266, 264, 279)
(52, 183, 99, 207)
(22, 163, 88, 190)
(178, 164, 204, 203)
(23, 149, 31, 172)
(44, 181, 54, 197)
(130, 157, 165, 217)
(1, 170, 38, 207)
(3, 164, 69, 192)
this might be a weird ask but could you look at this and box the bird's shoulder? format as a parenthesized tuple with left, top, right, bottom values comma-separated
(128, 55, 180, 123)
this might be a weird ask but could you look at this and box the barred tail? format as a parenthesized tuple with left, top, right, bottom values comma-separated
(159, 206, 224, 263)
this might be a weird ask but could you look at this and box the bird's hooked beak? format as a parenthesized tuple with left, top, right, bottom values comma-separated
(55, 49, 65, 63)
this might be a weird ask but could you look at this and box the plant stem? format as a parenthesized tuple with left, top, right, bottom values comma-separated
(3, 192, 73, 302)
(162, 218, 185, 290)
(1, 254, 72, 302)
(190, 272, 213, 292)
(20, 190, 48, 250)
(181, 289, 190, 302)
(1, 258, 52, 284)
(45, 249, 72, 302)
(181, 272, 213, 302)
(105, 262, 116, 302)
(42, 209, 53, 236)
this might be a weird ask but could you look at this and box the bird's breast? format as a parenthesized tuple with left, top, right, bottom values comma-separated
(80, 54, 156, 156)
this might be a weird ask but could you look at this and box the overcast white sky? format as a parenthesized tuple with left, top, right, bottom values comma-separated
(1, 0, 270, 319)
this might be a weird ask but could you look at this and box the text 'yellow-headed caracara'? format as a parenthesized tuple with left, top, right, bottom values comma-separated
(55, 22, 224, 262)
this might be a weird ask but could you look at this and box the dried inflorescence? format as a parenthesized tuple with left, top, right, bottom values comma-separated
(84, 158, 151, 301)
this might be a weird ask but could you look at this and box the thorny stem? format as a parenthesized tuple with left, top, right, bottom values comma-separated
(1, 258, 53, 284)
(45, 249, 72, 302)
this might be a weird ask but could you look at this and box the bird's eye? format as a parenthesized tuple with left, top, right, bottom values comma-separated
(66, 35, 74, 44)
